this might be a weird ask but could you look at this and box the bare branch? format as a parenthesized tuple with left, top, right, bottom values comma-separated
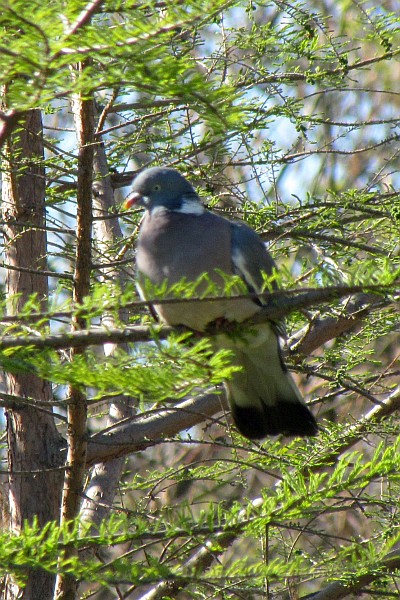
(62, 0, 104, 39)
(288, 293, 384, 356)
(86, 366, 400, 465)
(86, 390, 224, 466)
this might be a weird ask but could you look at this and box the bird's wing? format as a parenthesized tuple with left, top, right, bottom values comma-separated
(231, 221, 286, 336)
(231, 221, 277, 302)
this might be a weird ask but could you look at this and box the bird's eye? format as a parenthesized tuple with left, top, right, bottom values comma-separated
(153, 184, 161, 191)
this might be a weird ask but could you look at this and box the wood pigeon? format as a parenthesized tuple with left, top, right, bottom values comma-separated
(125, 166, 318, 440)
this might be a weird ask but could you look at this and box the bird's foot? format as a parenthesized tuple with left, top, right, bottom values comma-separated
(205, 316, 237, 335)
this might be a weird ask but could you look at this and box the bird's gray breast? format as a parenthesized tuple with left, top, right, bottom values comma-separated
(136, 210, 259, 329)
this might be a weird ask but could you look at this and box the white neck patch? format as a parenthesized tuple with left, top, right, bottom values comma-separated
(177, 199, 205, 215)
(149, 199, 205, 216)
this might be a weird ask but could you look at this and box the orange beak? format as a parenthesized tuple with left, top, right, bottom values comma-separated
(123, 191, 142, 210)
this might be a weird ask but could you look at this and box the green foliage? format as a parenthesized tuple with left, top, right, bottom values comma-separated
(28, 335, 238, 401)
(0, 434, 399, 593)
(0, 0, 243, 134)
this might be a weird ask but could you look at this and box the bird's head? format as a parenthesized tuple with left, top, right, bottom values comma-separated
(124, 167, 202, 214)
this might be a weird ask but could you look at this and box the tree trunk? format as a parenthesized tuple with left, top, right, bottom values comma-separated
(1, 109, 64, 599)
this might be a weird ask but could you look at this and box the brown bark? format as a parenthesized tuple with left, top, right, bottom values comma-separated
(1, 110, 64, 599)
(55, 68, 95, 600)
(59, 93, 93, 524)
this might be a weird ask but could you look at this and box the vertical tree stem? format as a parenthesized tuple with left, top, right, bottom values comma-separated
(1, 108, 64, 600)
(79, 139, 136, 529)
(55, 61, 95, 600)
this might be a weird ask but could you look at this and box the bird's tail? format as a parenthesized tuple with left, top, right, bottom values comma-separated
(217, 324, 318, 440)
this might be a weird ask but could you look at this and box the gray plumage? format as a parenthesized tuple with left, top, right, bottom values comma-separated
(127, 166, 318, 440)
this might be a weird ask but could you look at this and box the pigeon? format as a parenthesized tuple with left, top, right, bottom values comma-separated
(125, 166, 318, 440)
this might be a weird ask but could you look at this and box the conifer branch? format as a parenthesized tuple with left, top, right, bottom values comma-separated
(304, 548, 400, 600)
(0, 288, 391, 351)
